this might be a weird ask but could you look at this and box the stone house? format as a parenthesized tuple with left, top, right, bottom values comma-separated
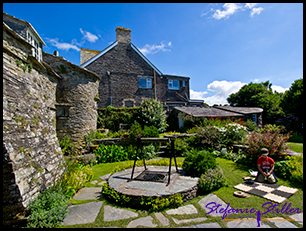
(81, 26, 203, 109)
(174, 105, 263, 128)
(3, 12, 99, 225)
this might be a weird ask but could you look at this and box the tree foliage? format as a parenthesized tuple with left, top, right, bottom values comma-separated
(280, 78, 303, 121)
(227, 81, 284, 124)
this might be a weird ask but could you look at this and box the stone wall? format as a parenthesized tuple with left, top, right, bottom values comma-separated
(80, 47, 100, 66)
(43, 52, 100, 153)
(3, 27, 65, 224)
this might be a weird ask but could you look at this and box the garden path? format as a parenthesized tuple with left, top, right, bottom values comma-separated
(60, 173, 303, 228)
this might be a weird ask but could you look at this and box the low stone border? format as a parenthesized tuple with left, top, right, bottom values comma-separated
(106, 166, 199, 208)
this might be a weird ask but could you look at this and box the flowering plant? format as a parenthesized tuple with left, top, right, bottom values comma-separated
(245, 130, 291, 161)
(198, 165, 227, 194)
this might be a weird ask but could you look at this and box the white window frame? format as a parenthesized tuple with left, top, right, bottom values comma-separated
(139, 78, 152, 89)
(168, 80, 179, 90)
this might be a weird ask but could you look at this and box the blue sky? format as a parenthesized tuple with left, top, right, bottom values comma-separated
(3, 3, 303, 105)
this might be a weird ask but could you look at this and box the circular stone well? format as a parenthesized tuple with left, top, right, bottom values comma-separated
(108, 165, 199, 202)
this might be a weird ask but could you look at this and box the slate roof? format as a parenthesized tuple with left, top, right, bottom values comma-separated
(174, 107, 243, 118)
(174, 106, 263, 118)
(213, 106, 263, 114)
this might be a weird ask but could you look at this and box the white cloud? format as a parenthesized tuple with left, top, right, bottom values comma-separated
(191, 80, 246, 106)
(79, 28, 99, 43)
(245, 3, 258, 9)
(250, 7, 264, 17)
(46, 38, 80, 51)
(271, 85, 289, 93)
(190, 89, 208, 99)
(212, 3, 242, 20)
(138, 41, 172, 56)
(209, 3, 263, 20)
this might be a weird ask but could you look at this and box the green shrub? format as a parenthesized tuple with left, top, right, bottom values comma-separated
(182, 149, 217, 177)
(97, 106, 139, 131)
(142, 143, 156, 160)
(59, 135, 75, 155)
(94, 144, 137, 163)
(288, 131, 303, 143)
(287, 155, 303, 183)
(129, 122, 144, 143)
(101, 182, 183, 212)
(198, 166, 227, 194)
(59, 160, 93, 196)
(190, 126, 225, 150)
(26, 187, 72, 228)
(223, 123, 247, 146)
(136, 98, 168, 132)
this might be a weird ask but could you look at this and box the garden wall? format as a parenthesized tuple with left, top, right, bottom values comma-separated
(3, 27, 65, 224)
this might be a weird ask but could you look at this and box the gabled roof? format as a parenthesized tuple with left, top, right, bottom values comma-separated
(3, 12, 46, 46)
(80, 41, 118, 68)
(80, 41, 163, 76)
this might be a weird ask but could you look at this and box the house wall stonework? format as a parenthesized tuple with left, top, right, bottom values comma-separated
(84, 32, 190, 108)
(86, 42, 158, 108)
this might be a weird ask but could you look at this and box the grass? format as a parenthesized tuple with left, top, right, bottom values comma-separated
(287, 142, 303, 153)
(60, 157, 303, 228)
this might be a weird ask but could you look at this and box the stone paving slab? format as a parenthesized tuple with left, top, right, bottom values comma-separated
(103, 205, 138, 222)
(73, 187, 102, 200)
(166, 204, 198, 215)
(154, 212, 170, 226)
(290, 212, 303, 225)
(198, 193, 232, 217)
(126, 216, 157, 228)
(61, 201, 103, 226)
(172, 217, 207, 225)
(99, 173, 111, 180)
(179, 222, 222, 228)
(226, 218, 271, 228)
(269, 217, 298, 228)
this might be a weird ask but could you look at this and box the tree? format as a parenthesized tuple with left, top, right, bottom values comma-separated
(279, 78, 303, 134)
(280, 78, 303, 120)
(227, 81, 284, 124)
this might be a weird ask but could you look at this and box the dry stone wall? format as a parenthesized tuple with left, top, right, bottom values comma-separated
(3, 29, 65, 223)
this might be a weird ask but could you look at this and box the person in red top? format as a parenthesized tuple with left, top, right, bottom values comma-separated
(255, 148, 278, 183)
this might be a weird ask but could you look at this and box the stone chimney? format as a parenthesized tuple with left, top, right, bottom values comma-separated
(116, 26, 131, 44)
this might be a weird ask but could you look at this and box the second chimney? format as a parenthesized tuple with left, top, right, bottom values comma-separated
(116, 26, 131, 44)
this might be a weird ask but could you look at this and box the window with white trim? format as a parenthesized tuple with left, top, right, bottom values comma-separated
(168, 80, 179, 90)
(139, 78, 152, 88)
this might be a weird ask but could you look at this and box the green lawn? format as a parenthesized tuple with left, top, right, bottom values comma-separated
(287, 142, 303, 153)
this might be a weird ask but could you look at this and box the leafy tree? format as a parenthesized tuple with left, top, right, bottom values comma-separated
(279, 78, 303, 121)
(227, 81, 284, 124)
(279, 78, 303, 134)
